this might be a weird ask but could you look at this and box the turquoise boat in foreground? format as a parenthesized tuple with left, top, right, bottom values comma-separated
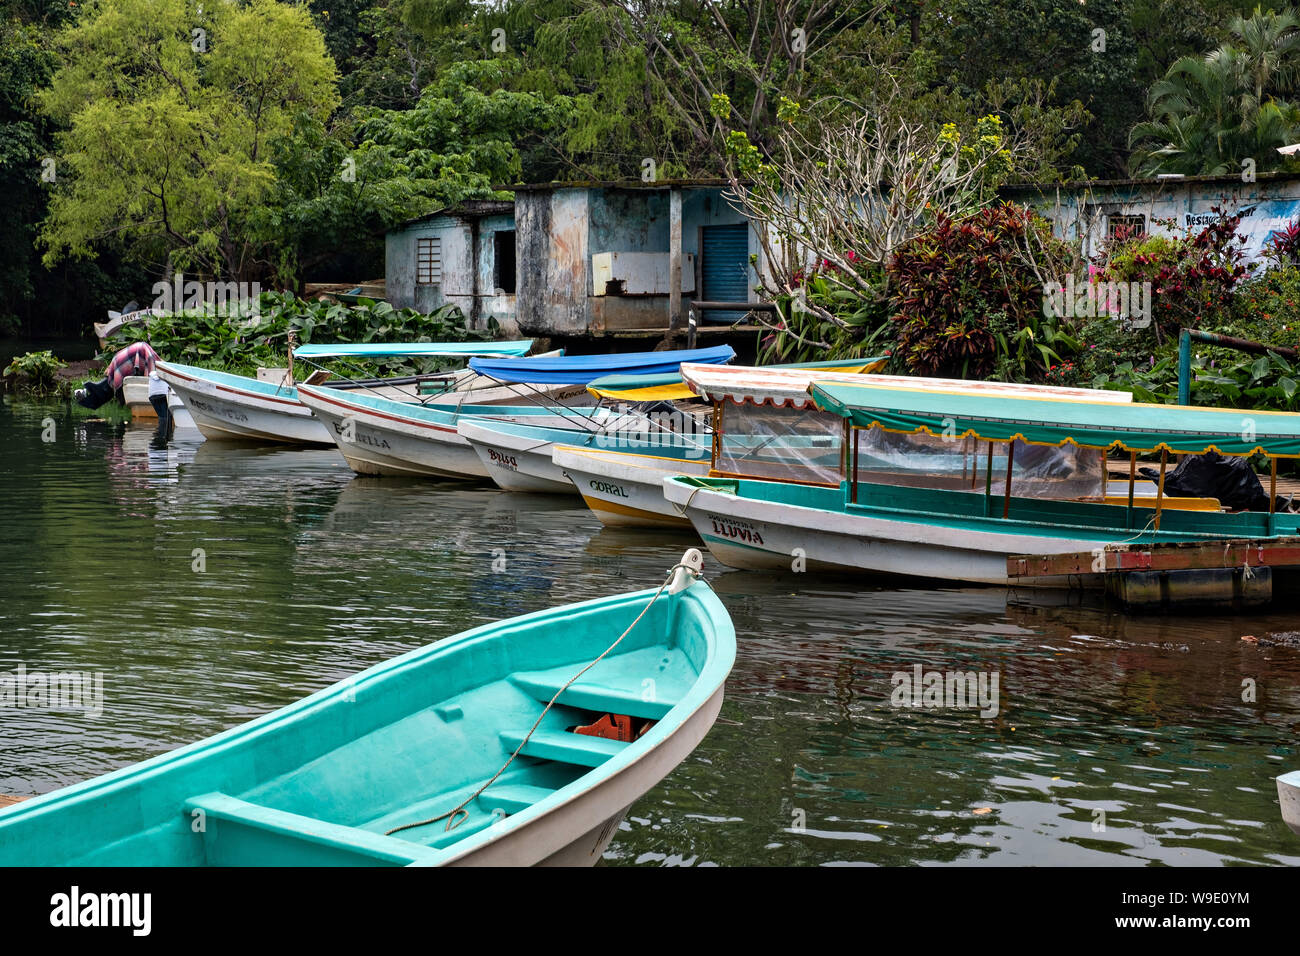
(0, 551, 735, 866)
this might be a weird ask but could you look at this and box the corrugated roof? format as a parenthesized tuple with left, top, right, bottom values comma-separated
(396, 199, 516, 228)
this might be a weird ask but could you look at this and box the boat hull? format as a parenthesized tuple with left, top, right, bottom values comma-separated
(1280, 770, 1300, 838)
(554, 445, 708, 528)
(157, 363, 332, 445)
(662, 477, 1105, 586)
(0, 571, 736, 867)
(297, 384, 488, 478)
(459, 417, 585, 494)
(442, 681, 725, 865)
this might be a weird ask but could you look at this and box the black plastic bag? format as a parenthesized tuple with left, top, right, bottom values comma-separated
(1138, 450, 1270, 512)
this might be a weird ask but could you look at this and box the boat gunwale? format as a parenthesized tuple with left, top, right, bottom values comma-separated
(661, 475, 1300, 545)
(157, 361, 309, 411)
(0, 580, 736, 867)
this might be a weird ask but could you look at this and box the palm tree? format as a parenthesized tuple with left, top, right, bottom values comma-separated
(1130, 9, 1300, 176)
(1228, 7, 1300, 105)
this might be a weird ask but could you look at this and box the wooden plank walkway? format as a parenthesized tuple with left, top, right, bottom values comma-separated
(0, 794, 30, 808)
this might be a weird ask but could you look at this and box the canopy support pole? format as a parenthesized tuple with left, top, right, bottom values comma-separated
(711, 401, 721, 471)
(1154, 448, 1168, 531)
(1126, 450, 1136, 530)
(1002, 440, 1015, 519)
(851, 426, 860, 504)
(984, 441, 994, 517)
(1270, 456, 1278, 534)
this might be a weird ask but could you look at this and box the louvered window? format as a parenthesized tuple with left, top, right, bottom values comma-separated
(416, 237, 442, 285)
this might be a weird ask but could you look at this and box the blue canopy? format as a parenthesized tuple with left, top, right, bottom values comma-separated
(294, 341, 534, 359)
(468, 346, 736, 385)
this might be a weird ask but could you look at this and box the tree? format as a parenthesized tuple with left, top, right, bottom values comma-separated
(256, 58, 575, 284)
(1130, 6, 1300, 174)
(38, 0, 339, 282)
(714, 67, 1083, 347)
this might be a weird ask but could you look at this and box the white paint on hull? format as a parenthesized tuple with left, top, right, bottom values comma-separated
(553, 445, 708, 527)
(458, 418, 592, 494)
(158, 365, 332, 445)
(296, 386, 488, 479)
(1279, 770, 1300, 837)
(662, 479, 1104, 586)
(435, 683, 725, 866)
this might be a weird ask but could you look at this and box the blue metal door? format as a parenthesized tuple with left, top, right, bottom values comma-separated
(700, 223, 751, 323)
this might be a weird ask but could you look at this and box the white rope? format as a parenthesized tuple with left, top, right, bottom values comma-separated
(670, 483, 707, 517)
(386, 560, 697, 837)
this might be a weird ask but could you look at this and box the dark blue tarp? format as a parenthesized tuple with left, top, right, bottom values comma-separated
(468, 345, 735, 384)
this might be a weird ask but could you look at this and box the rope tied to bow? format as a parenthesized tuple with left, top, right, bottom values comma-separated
(386, 558, 701, 837)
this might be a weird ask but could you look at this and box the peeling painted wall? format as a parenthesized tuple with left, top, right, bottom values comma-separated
(474, 213, 519, 335)
(385, 216, 463, 315)
(385, 214, 519, 335)
(1009, 179, 1300, 264)
(513, 185, 763, 337)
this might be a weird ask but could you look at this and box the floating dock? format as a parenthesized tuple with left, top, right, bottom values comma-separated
(1008, 538, 1300, 610)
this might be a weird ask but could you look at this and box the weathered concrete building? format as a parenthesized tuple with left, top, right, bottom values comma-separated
(513, 180, 764, 338)
(386, 181, 767, 342)
(1001, 172, 1300, 263)
(385, 200, 519, 334)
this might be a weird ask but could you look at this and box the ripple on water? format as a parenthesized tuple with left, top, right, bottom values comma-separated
(1, 403, 1298, 864)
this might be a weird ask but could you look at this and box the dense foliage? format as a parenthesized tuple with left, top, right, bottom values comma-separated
(1095, 209, 1250, 342)
(886, 204, 1080, 380)
(1130, 7, 1300, 174)
(7, 0, 1300, 414)
(103, 292, 485, 378)
(2, 348, 64, 392)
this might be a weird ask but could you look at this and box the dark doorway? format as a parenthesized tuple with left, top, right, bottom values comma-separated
(494, 231, 517, 294)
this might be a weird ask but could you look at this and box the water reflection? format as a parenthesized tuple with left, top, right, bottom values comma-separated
(1, 399, 1297, 865)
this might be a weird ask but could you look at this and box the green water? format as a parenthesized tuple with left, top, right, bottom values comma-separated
(2, 397, 1298, 866)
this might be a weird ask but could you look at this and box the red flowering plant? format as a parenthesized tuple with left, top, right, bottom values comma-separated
(1095, 206, 1248, 344)
(1265, 220, 1300, 268)
(886, 203, 1081, 380)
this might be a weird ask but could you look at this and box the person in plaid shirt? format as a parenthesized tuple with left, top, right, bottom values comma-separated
(74, 342, 159, 409)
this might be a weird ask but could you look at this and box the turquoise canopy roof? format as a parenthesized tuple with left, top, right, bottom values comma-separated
(294, 341, 534, 359)
(810, 380, 1300, 457)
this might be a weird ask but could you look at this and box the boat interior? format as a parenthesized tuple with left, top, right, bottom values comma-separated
(0, 591, 715, 866)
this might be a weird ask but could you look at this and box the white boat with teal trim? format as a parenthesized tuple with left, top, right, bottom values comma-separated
(295, 384, 622, 479)
(0, 550, 735, 867)
(554, 445, 710, 527)
(300, 347, 736, 479)
(555, 363, 1132, 530)
(466, 357, 886, 498)
(664, 373, 1300, 604)
(1280, 770, 1300, 837)
(460, 415, 712, 494)
(156, 341, 535, 445)
(157, 361, 335, 444)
